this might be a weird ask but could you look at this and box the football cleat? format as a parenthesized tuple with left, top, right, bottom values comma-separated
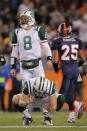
(43, 117, 53, 126)
(23, 116, 33, 126)
(78, 102, 85, 119)
(67, 117, 76, 123)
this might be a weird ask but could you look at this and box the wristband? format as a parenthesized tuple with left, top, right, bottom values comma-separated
(11, 57, 17, 69)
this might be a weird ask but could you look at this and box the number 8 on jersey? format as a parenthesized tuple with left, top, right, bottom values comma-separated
(24, 36, 32, 50)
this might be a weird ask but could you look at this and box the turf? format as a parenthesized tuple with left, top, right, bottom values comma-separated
(0, 111, 87, 131)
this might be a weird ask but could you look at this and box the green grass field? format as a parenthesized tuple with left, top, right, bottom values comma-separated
(0, 111, 87, 131)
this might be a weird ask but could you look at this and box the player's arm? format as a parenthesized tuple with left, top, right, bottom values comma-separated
(10, 30, 18, 76)
(52, 50, 59, 73)
(51, 40, 59, 73)
(38, 27, 52, 68)
(18, 93, 33, 107)
(19, 81, 34, 107)
(44, 94, 57, 112)
(44, 82, 57, 112)
(78, 50, 86, 62)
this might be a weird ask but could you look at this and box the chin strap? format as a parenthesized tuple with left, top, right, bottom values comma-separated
(20, 24, 28, 29)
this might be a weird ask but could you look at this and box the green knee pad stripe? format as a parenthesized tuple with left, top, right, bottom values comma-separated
(57, 95, 65, 111)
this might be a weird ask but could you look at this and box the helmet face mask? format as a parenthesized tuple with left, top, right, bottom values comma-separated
(18, 11, 35, 28)
(20, 15, 29, 25)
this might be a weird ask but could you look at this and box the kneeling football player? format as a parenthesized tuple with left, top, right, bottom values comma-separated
(12, 77, 65, 126)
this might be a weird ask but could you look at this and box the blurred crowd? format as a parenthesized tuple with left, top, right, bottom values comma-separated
(0, 0, 87, 111)
(0, 0, 87, 54)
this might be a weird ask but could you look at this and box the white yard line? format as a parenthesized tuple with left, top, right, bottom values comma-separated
(0, 126, 87, 128)
(0, 116, 43, 118)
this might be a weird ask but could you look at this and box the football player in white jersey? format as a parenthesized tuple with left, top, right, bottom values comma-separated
(10, 10, 52, 80)
(10, 10, 52, 125)
(12, 76, 65, 126)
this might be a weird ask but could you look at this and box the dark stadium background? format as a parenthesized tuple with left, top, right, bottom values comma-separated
(0, 0, 87, 111)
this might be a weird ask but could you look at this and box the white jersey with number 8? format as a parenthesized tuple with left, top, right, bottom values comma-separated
(11, 27, 46, 61)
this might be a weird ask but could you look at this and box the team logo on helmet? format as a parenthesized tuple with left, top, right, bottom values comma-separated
(58, 23, 72, 37)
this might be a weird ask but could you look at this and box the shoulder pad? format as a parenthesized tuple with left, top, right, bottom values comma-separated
(23, 81, 29, 95)
(11, 29, 18, 45)
(32, 26, 38, 31)
(38, 26, 47, 41)
(53, 37, 62, 43)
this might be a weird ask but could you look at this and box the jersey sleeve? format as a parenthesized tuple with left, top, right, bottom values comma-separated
(51, 38, 62, 50)
(38, 27, 47, 43)
(11, 30, 18, 46)
(11, 29, 19, 58)
(23, 80, 33, 95)
(51, 39, 58, 50)
(75, 38, 83, 50)
(79, 40, 83, 50)
(23, 81, 29, 95)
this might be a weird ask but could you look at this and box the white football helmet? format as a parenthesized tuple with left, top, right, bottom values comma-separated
(19, 10, 35, 28)
(33, 77, 48, 97)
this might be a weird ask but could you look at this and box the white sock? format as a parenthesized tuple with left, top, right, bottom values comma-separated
(43, 108, 48, 114)
(44, 111, 56, 118)
(23, 109, 31, 118)
(74, 101, 80, 110)
(69, 112, 75, 118)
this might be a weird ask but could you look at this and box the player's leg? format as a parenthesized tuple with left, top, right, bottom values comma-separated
(33, 60, 49, 123)
(43, 94, 65, 125)
(12, 94, 33, 125)
(65, 76, 76, 123)
(66, 74, 84, 122)
(56, 94, 65, 111)
(73, 74, 85, 119)
(19, 67, 33, 125)
(43, 70, 64, 125)
(33, 60, 45, 77)
(42, 96, 56, 126)
(59, 74, 76, 122)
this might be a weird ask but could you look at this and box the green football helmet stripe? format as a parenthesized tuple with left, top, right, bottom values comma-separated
(23, 81, 29, 95)
(41, 77, 45, 91)
(49, 82, 52, 95)
(28, 80, 31, 94)
(38, 77, 42, 90)
(51, 83, 56, 95)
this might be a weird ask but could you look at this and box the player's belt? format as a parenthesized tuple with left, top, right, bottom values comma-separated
(21, 58, 41, 69)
